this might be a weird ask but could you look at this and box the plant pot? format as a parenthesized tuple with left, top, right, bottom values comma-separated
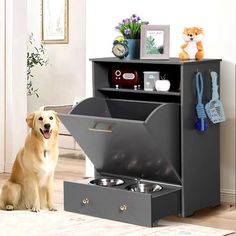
(126, 39, 140, 59)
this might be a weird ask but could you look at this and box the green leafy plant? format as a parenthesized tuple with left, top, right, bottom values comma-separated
(115, 14, 149, 39)
(145, 35, 164, 55)
(27, 33, 48, 97)
(146, 35, 159, 54)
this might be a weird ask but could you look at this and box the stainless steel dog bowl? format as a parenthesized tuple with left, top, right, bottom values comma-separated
(126, 182, 162, 193)
(90, 178, 124, 187)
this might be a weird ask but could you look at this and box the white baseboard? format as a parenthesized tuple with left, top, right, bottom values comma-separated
(59, 134, 82, 151)
(220, 188, 236, 203)
(59, 135, 75, 149)
(0, 163, 4, 173)
(4, 163, 13, 173)
(85, 156, 94, 178)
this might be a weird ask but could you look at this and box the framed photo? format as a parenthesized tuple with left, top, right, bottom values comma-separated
(140, 25, 170, 59)
(41, 0, 69, 44)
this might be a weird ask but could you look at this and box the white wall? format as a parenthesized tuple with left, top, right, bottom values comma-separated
(4, 0, 27, 172)
(0, 0, 5, 172)
(218, 0, 236, 203)
(86, 0, 236, 202)
(27, 0, 86, 113)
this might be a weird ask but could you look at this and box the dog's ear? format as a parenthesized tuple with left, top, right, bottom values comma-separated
(53, 111, 61, 127)
(26, 112, 35, 128)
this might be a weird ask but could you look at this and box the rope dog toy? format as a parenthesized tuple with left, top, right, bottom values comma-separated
(195, 72, 207, 132)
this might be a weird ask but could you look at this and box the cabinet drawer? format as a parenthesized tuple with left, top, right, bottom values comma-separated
(64, 181, 180, 227)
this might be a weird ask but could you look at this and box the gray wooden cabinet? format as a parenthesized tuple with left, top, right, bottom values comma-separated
(59, 57, 221, 226)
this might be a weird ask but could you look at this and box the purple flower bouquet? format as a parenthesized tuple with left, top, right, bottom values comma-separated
(115, 14, 149, 39)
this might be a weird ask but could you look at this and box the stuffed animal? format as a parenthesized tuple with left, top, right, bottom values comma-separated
(179, 27, 204, 60)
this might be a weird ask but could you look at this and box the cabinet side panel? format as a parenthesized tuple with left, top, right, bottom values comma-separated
(152, 190, 181, 223)
(92, 62, 110, 98)
(181, 62, 220, 216)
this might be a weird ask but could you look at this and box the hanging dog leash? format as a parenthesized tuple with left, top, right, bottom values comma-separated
(195, 72, 207, 132)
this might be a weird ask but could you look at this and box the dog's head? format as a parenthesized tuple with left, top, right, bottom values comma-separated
(26, 110, 61, 139)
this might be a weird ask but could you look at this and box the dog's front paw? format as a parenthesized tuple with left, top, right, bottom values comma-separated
(48, 202, 57, 211)
(6, 205, 14, 211)
(49, 206, 57, 211)
(31, 206, 40, 212)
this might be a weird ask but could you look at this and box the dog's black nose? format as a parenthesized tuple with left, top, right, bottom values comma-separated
(44, 123, 51, 130)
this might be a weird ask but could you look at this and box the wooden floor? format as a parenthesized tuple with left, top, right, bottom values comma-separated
(0, 150, 236, 234)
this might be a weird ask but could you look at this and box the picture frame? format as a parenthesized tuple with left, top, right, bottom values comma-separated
(140, 25, 170, 59)
(41, 0, 69, 44)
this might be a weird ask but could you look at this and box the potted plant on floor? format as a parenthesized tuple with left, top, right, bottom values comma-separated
(27, 33, 48, 97)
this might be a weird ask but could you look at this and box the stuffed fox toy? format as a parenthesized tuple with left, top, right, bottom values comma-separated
(179, 27, 204, 60)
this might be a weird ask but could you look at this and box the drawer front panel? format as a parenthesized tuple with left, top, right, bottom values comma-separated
(64, 181, 152, 226)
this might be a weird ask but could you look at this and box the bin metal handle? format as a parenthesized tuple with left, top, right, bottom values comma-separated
(88, 122, 112, 133)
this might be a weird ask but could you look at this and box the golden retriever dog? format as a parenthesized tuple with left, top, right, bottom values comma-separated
(0, 110, 60, 212)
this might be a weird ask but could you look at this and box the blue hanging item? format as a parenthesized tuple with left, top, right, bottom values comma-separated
(205, 71, 225, 123)
(195, 72, 208, 132)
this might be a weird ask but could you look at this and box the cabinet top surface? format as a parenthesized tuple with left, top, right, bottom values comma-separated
(90, 57, 221, 65)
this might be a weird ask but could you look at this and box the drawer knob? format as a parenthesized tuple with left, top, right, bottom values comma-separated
(82, 198, 90, 205)
(119, 204, 127, 212)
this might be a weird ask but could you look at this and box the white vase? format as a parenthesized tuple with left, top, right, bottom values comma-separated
(155, 80, 171, 91)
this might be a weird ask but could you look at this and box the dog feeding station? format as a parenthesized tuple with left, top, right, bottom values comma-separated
(59, 57, 222, 227)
